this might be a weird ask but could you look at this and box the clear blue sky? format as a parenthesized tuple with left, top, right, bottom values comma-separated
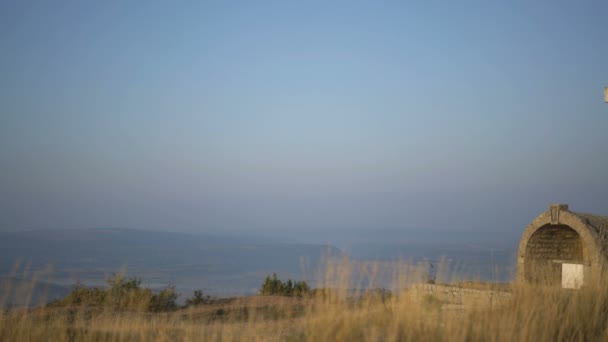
(1, 1, 607, 238)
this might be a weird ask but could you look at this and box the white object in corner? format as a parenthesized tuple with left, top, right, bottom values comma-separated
(562, 263, 584, 289)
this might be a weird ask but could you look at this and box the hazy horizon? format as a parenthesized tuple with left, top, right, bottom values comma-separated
(1, 1, 607, 239)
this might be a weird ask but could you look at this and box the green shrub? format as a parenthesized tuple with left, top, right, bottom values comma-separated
(149, 286, 178, 312)
(51, 284, 107, 306)
(259, 273, 310, 296)
(49, 274, 178, 312)
(185, 289, 213, 306)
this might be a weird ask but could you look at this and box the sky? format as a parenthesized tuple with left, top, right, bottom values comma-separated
(1, 1, 607, 241)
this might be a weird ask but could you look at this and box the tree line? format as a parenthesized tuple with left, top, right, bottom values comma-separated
(49, 272, 310, 312)
(259, 273, 310, 296)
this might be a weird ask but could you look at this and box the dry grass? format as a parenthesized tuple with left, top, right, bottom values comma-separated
(2, 258, 608, 341)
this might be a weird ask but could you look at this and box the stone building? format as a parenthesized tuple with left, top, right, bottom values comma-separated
(517, 204, 608, 289)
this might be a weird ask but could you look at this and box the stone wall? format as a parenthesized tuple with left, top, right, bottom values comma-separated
(406, 283, 512, 310)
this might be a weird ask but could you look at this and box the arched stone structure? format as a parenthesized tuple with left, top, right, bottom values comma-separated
(517, 204, 608, 287)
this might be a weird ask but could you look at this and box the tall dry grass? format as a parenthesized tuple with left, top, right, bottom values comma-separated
(1, 257, 607, 341)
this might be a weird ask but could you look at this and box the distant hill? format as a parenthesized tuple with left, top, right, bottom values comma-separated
(0, 276, 70, 308)
(0, 228, 518, 308)
(0, 228, 341, 302)
(346, 241, 517, 282)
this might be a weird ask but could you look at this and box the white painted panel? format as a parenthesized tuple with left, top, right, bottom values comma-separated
(562, 263, 584, 289)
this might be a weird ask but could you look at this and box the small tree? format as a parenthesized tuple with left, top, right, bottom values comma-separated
(54, 284, 106, 306)
(105, 274, 152, 310)
(284, 279, 293, 296)
(259, 273, 310, 296)
(293, 280, 310, 296)
(260, 273, 283, 295)
(149, 286, 178, 312)
(185, 289, 212, 306)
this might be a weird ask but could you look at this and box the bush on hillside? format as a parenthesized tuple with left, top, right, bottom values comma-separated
(56, 283, 107, 306)
(185, 289, 213, 306)
(259, 273, 310, 296)
(149, 286, 179, 312)
(48, 274, 178, 312)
